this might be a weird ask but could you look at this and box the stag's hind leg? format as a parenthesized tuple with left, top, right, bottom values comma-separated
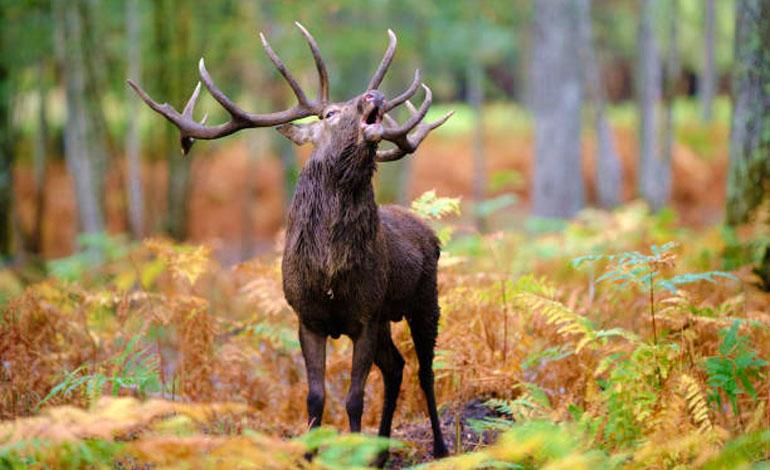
(372, 324, 405, 467)
(374, 324, 405, 438)
(407, 284, 448, 458)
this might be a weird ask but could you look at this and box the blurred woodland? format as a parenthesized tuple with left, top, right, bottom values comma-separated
(0, 0, 740, 261)
(4, 0, 770, 468)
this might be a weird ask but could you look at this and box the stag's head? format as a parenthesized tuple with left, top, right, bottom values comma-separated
(127, 23, 451, 162)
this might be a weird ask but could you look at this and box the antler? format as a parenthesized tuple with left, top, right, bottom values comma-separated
(127, 22, 329, 154)
(376, 85, 454, 162)
(365, 29, 452, 161)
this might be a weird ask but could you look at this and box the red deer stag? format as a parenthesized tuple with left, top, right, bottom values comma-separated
(128, 23, 451, 460)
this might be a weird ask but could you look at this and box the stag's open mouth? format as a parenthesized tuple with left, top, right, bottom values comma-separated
(364, 105, 382, 125)
(361, 103, 385, 142)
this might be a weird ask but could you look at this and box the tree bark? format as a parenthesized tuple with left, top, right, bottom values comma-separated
(30, 60, 48, 254)
(531, 0, 584, 218)
(577, 0, 622, 208)
(125, 0, 145, 239)
(56, 0, 106, 236)
(662, 0, 679, 197)
(726, 0, 770, 225)
(154, 0, 193, 240)
(468, 13, 487, 230)
(700, 0, 716, 122)
(637, 0, 669, 212)
(0, 43, 13, 262)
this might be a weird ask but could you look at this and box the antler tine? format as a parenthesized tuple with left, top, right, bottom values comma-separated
(367, 29, 397, 90)
(376, 110, 454, 162)
(127, 44, 321, 154)
(259, 31, 317, 112)
(198, 59, 254, 122)
(385, 69, 420, 112)
(382, 84, 432, 140)
(294, 22, 330, 104)
(383, 113, 399, 128)
(182, 81, 202, 118)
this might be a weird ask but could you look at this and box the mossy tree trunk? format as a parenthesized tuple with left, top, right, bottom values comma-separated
(153, 0, 193, 240)
(0, 55, 13, 263)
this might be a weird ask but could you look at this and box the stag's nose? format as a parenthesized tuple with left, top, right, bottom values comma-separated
(364, 90, 386, 108)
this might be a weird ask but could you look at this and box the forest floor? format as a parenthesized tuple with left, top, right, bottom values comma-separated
(4, 199, 770, 468)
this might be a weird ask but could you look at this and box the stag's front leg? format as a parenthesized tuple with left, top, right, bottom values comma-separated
(299, 323, 327, 428)
(346, 324, 378, 432)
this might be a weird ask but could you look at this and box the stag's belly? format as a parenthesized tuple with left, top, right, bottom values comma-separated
(282, 254, 388, 338)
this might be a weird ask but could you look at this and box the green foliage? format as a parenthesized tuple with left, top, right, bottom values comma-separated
(701, 429, 770, 470)
(574, 242, 738, 295)
(411, 190, 462, 221)
(294, 427, 397, 469)
(411, 190, 462, 246)
(474, 194, 518, 219)
(597, 342, 680, 447)
(0, 438, 123, 470)
(488, 169, 524, 193)
(246, 320, 300, 352)
(704, 321, 768, 416)
(37, 336, 161, 410)
(483, 383, 552, 424)
(47, 233, 132, 281)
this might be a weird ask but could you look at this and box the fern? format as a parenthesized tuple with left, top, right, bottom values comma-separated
(515, 291, 638, 353)
(595, 342, 680, 448)
(704, 320, 767, 416)
(483, 383, 553, 425)
(679, 374, 713, 433)
(410, 189, 461, 221)
(37, 336, 161, 409)
(573, 242, 738, 295)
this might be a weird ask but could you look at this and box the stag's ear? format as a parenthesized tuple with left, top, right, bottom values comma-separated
(276, 122, 322, 146)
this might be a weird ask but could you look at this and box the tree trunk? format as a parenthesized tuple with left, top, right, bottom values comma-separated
(662, 0, 679, 198)
(468, 14, 487, 230)
(56, 0, 106, 236)
(125, 0, 145, 239)
(30, 60, 48, 254)
(637, 0, 669, 212)
(700, 0, 716, 122)
(154, 0, 193, 240)
(726, 0, 770, 225)
(531, 0, 584, 218)
(577, 0, 622, 208)
(0, 48, 13, 263)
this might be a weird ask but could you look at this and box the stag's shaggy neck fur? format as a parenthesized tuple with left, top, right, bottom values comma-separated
(284, 122, 381, 301)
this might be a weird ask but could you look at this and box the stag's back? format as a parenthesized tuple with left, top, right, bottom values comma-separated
(379, 205, 440, 321)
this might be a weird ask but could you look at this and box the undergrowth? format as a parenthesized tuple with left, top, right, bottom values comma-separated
(1, 196, 769, 468)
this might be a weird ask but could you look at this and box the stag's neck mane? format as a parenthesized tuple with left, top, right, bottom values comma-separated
(285, 142, 380, 276)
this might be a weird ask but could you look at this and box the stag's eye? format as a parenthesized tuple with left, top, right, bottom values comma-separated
(324, 110, 338, 119)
